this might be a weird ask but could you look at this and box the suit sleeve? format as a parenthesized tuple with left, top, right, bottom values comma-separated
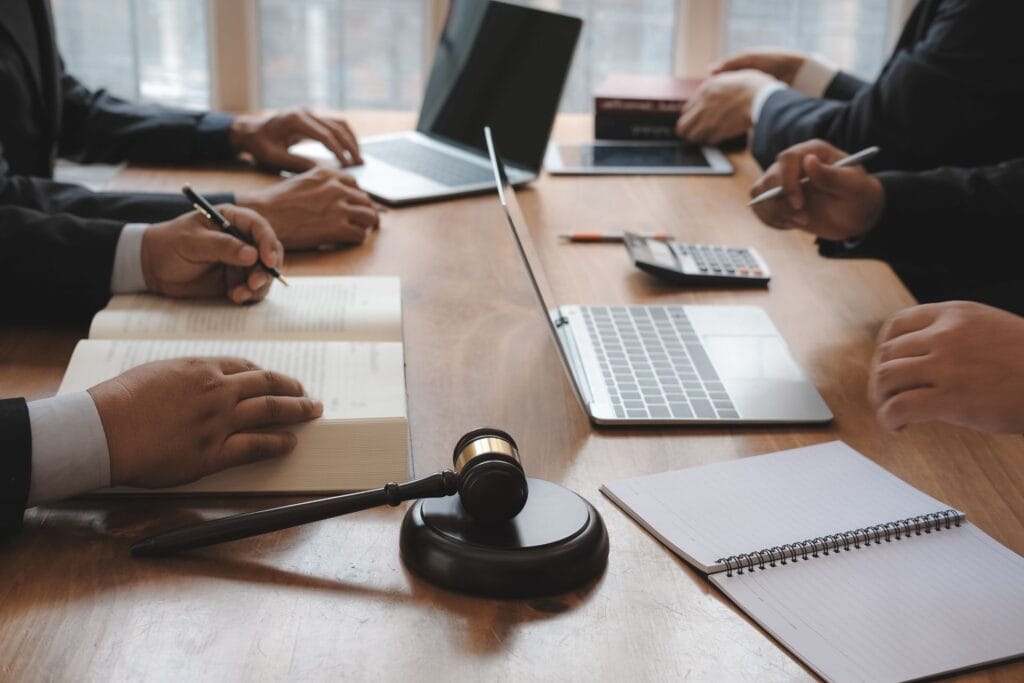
(0, 398, 31, 539)
(0, 142, 234, 223)
(58, 71, 236, 165)
(751, 1, 1024, 170)
(0, 205, 125, 322)
(819, 158, 1024, 273)
(823, 72, 869, 101)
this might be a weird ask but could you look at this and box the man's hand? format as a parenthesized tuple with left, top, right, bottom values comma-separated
(870, 302, 1024, 433)
(89, 357, 323, 488)
(749, 139, 885, 241)
(229, 108, 363, 172)
(710, 48, 809, 85)
(142, 205, 283, 304)
(676, 70, 778, 145)
(236, 167, 379, 250)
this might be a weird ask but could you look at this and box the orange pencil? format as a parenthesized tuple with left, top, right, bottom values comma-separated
(558, 232, 670, 243)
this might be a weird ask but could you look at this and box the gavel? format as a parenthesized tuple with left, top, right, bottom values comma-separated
(131, 428, 528, 557)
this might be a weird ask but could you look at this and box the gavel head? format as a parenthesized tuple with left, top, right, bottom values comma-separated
(452, 427, 529, 524)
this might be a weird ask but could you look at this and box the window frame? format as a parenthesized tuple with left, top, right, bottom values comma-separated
(204, 0, 917, 113)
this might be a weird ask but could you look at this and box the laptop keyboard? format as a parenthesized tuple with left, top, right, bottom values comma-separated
(362, 138, 495, 187)
(582, 306, 739, 420)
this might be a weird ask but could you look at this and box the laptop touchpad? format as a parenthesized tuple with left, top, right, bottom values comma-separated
(702, 336, 804, 381)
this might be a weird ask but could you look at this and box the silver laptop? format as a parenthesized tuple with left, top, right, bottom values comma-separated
(485, 127, 833, 426)
(292, 1, 582, 205)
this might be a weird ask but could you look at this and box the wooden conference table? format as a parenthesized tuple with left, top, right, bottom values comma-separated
(2, 113, 1023, 681)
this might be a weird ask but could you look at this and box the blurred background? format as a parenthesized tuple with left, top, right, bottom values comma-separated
(50, 0, 903, 114)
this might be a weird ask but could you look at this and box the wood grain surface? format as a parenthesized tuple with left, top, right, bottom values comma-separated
(1, 112, 1021, 682)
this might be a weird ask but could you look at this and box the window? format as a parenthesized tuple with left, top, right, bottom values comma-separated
(256, 0, 677, 114)
(258, 0, 427, 111)
(51, 0, 210, 109)
(50, 0, 902, 115)
(725, 0, 893, 80)
(520, 0, 678, 113)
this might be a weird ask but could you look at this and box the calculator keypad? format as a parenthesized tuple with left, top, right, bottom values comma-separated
(673, 244, 765, 278)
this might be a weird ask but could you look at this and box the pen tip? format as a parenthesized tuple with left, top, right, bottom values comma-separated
(278, 275, 290, 287)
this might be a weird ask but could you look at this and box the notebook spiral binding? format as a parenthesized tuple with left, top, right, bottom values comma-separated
(716, 509, 962, 577)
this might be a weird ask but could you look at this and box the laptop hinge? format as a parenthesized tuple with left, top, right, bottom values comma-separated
(553, 312, 594, 407)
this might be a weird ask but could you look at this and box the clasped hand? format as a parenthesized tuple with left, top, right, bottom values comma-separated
(675, 48, 808, 145)
(871, 302, 1024, 433)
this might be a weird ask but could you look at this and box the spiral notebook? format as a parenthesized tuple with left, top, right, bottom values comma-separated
(601, 441, 1024, 682)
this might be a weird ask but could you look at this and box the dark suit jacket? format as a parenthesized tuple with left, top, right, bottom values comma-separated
(0, 205, 123, 322)
(0, 204, 123, 536)
(752, 0, 1024, 172)
(0, 398, 31, 538)
(820, 159, 1024, 314)
(0, 0, 233, 222)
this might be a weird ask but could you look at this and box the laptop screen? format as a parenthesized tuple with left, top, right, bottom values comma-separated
(485, 128, 560, 317)
(417, 1, 582, 172)
(485, 127, 592, 410)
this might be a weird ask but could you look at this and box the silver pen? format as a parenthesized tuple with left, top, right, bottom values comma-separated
(747, 146, 881, 207)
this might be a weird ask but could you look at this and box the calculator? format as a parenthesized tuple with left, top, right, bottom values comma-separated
(623, 231, 771, 287)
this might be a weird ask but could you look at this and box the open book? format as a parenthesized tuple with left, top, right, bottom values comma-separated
(58, 276, 410, 494)
(602, 442, 1024, 682)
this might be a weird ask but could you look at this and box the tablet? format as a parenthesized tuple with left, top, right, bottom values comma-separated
(544, 141, 733, 175)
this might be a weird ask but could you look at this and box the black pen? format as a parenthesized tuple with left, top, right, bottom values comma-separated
(182, 184, 289, 286)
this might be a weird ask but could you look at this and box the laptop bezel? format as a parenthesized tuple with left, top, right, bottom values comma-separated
(414, 0, 583, 176)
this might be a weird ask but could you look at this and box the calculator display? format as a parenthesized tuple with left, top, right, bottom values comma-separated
(645, 239, 678, 268)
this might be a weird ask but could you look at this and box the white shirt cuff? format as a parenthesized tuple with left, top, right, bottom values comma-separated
(751, 81, 787, 125)
(26, 392, 111, 506)
(791, 54, 839, 98)
(110, 223, 149, 294)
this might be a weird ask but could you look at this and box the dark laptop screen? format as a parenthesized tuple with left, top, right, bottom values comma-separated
(416, 0, 582, 171)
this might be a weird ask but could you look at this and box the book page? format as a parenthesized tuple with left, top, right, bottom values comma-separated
(88, 276, 401, 342)
(57, 339, 406, 422)
(601, 441, 953, 573)
(712, 523, 1024, 682)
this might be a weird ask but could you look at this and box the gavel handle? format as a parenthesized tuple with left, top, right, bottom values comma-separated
(131, 470, 459, 558)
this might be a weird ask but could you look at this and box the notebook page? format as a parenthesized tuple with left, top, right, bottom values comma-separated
(711, 523, 1024, 682)
(88, 276, 401, 342)
(57, 339, 407, 422)
(601, 441, 952, 572)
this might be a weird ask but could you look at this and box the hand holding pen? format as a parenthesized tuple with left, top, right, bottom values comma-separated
(139, 205, 285, 304)
(747, 141, 886, 242)
(183, 185, 289, 287)
(748, 145, 880, 207)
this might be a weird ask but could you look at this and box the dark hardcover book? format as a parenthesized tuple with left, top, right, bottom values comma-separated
(594, 110, 681, 140)
(594, 74, 703, 141)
